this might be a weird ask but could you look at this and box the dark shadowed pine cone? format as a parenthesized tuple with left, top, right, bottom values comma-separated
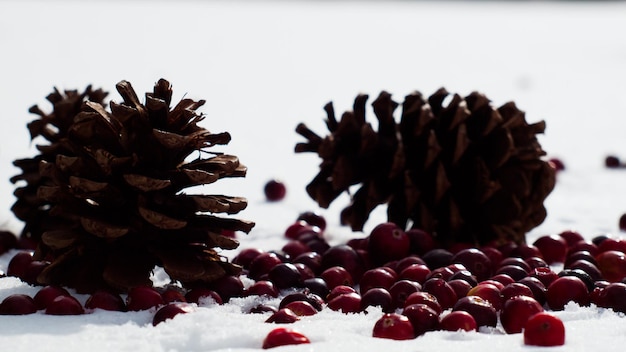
(13, 79, 254, 292)
(11, 86, 108, 246)
(296, 88, 555, 247)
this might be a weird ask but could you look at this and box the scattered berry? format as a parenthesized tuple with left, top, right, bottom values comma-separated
(262, 328, 310, 349)
(152, 302, 194, 326)
(439, 311, 477, 332)
(85, 290, 126, 311)
(372, 313, 415, 340)
(126, 286, 165, 311)
(523, 312, 565, 346)
(264, 179, 287, 201)
(0, 294, 37, 315)
(45, 295, 84, 315)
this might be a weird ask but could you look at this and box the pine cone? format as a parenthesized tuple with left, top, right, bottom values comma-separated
(16, 79, 254, 292)
(296, 88, 555, 247)
(11, 86, 108, 245)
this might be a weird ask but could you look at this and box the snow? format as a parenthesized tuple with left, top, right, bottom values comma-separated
(1, 0, 626, 351)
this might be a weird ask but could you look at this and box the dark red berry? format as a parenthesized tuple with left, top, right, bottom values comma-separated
(372, 313, 415, 340)
(361, 288, 394, 313)
(126, 286, 164, 311)
(452, 295, 497, 328)
(451, 248, 492, 282)
(185, 288, 222, 305)
(320, 266, 353, 289)
(533, 235, 568, 265)
(33, 285, 71, 310)
(265, 308, 300, 324)
(500, 295, 544, 334)
(546, 276, 589, 310)
(605, 155, 621, 168)
(152, 302, 194, 326)
(0, 294, 37, 315)
(85, 290, 126, 311)
(262, 328, 310, 349)
(368, 222, 410, 265)
(327, 292, 362, 313)
(422, 278, 457, 310)
(439, 311, 477, 332)
(402, 303, 439, 336)
(523, 312, 565, 346)
(264, 179, 286, 201)
(45, 295, 84, 315)
(296, 211, 327, 231)
(247, 281, 279, 298)
(7, 251, 33, 279)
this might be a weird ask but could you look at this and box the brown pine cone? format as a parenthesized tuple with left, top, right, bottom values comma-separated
(14, 79, 254, 292)
(296, 88, 555, 247)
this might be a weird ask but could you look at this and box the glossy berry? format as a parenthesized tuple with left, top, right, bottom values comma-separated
(361, 288, 394, 312)
(399, 264, 431, 284)
(6, 251, 33, 279)
(327, 292, 362, 314)
(451, 248, 492, 282)
(389, 280, 422, 309)
(596, 250, 626, 282)
(265, 308, 300, 324)
(284, 301, 318, 316)
(0, 294, 37, 315)
(533, 235, 568, 264)
(268, 263, 303, 289)
(523, 312, 565, 346)
(546, 276, 589, 310)
(33, 285, 71, 310)
(247, 281, 280, 298)
(372, 313, 415, 340)
(439, 311, 477, 332)
(402, 303, 439, 336)
(0, 231, 17, 254)
(368, 222, 410, 265)
(248, 252, 283, 281)
(404, 292, 442, 314)
(320, 266, 353, 289)
(359, 267, 398, 294)
(152, 303, 194, 326)
(126, 286, 165, 311)
(422, 278, 457, 310)
(185, 288, 222, 305)
(160, 287, 187, 303)
(297, 211, 327, 231)
(605, 155, 621, 168)
(406, 228, 437, 256)
(45, 295, 84, 315)
(85, 290, 126, 311)
(452, 296, 497, 328)
(466, 283, 502, 311)
(264, 179, 286, 201)
(262, 328, 310, 349)
(320, 245, 364, 282)
(547, 157, 565, 171)
(500, 295, 544, 334)
(232, 248, 264, 269)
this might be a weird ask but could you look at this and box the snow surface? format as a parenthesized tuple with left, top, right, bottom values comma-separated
(1, 0, 626, 351)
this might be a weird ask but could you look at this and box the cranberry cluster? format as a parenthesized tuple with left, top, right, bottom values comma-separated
(4, 208, 626, 349)
(233, 213, 626, 347)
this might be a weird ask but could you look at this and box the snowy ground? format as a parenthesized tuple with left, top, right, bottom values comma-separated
(1, 1, 626, 351)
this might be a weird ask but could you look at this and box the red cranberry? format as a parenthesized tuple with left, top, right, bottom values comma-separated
(249, 304, 277, 314)
(247, 281, 279, 298)
(422, 249, 454, 269)
(126, 286, 164, 311)
(447, 279, 473, 299)
(284, 301, 318, 316)
(268, 263, 303, 289)
(523, 312, 565, 346)
(499, 257, 531, 272)
(281, 241, 310, 259)
(593, 282, 626, 312)
(152, 302, 194, 326)
(422, 277, 458, 310)
(0, 294, 37, 315)
(568, 240, 598, 256)
(33, 285, 71, 310)
(372, 313, 415, 340)
(321, 245, 364, 282)
(605, 155, 622, 168)
(395, 256, 427, 273)
(510, 243, 543, 259)
(598, 238, 626, 253)
(404, 292, 442, 314)
(546, 276, 590, 310)
(525, 256, 549, 269)
(85, 290, 126, 311)
(480, 246, 503, 269)
(439, 311, 477, 332)
(368, 222, 410, 265)
(467, 282, 502, 311)
(389, 279, 422, 309)
(564, 250, 596, 267)
(262, 327, 310, 349)
(7, 251, 33, 279)
(500, 282, 534, 303)
(488, 273, 515, 287)
(160, 287, 187, 303)
(210, 275, 245, 302)
(452, 295, 497, 328)
(320, 266, 353, 289)
(533, 235, 567, 264)
(293, 263, 315, 281)
(265, 308, 300, 324)
(232, 248, 264, 269)
(248, 252, 282, 281)
(326, 285, 357, 302)
(296, 211, 327, 231)
(558, 230, 585, 248)
(293, 251, 323, 274)
(264, 179, 286, 201)
(279, 292, 323, 311)
(451, 248, 492, 282)
(303, 278, 329, 298)
(284, 221, 314, 240)
(478, 279, 505, 291)
(500, 295, 544, 334)
(425, 266, 455, 281)
(531, 266, 559, 287)
(359, 267, 398, 294)
(45, 295, 84, 315)
(184, 288, 222, 305)
(567, 260, 602, 282)
(596, 250, 626, 282)
(326, 292, 362, 313)
(361, 288, 394, 313)
(518, 276, 547, 306)
(406, 228, 436, 255)
(495, 264, 529, 281)
(620, 214, 626, 232)
(402, 303, 439, 337)
(399, 264, 431, 284)
(449, 270, 478, 287)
